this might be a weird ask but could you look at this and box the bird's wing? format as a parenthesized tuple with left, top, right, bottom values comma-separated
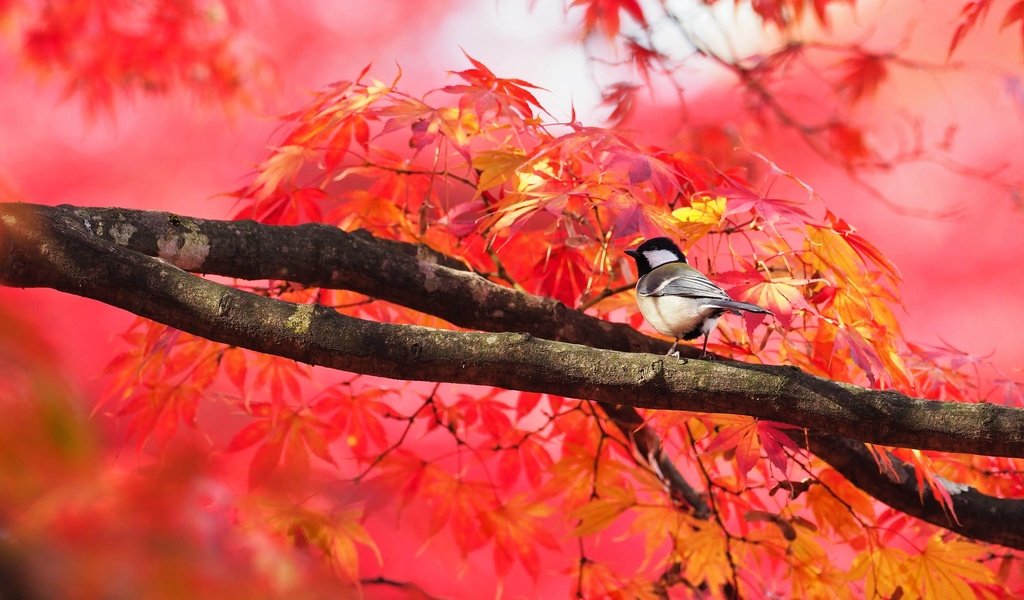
(637, 265, 731, 300)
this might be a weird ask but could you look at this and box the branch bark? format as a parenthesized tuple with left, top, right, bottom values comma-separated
(2, 202, 1023, 548)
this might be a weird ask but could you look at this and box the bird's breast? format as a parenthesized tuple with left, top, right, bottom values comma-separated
(636, 295, 721, 339)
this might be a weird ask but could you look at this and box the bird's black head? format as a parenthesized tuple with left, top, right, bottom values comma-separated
(625, 237, 687, 276)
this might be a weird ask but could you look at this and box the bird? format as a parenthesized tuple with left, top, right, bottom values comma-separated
(625, 237, 771, 357)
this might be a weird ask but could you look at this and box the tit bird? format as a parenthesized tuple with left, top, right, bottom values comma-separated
(625, 237, 771, 357)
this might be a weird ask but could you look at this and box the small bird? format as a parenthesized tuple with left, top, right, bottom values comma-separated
(625, 237, 770, 357)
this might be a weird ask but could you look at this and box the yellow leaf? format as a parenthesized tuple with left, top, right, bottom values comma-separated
(789, 531, 854, 599)
(911, 535, 996, 599)
(472, 148, 528, 192)
(515, 158, 556, 193)
(670, 195, 727, 241)
(807, 469, 874, 541)
(805, 224, 865, 292)
(680, 526, 734, 590)
(571, 486, 636, 536)
(627, 505, 693, 571)
(437, 106, 480, 145)
(264, 503, 380, 584)
(849, 546, 912, 599)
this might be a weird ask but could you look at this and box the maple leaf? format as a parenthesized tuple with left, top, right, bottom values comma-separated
(488, 494, 559, 578)
(101, 321, 221, 447)
(600, 82, 640, 125)
(704, 415, 799, 478)
(838, 53, 888, 103)
(228, 399, 338, 488)
(323, 115, 371, 171)
(571, 485, 636, 536)
(576, 560, 660, 600)
(570, 0, 646, 39)
(625, 503, 692, 571)
(422, 476, 499, 554)
(250, 354, 310, 404)
(266, 503, 381, 583)
(455, 393, 513, 441)
(531, 245, 591, 306)
(806, 469, 875, 541)
(787, 529, 854, 599)
(670, 194, 727, 241)
(472, 147, 529, 192)
(444, 51, 544, 120)
(250, 145, 314, 200)
(324, 388, 390, 460)
(827, 122, 872, 164)
(724, 186, 813, 229)
(825, 210, 901, 282)
(718, 270, 810, 330)
(949, 0, 996, 58)
(849, 545, 914, 599)
(909, 535, 997, 598)
(680, 525, 734, 590)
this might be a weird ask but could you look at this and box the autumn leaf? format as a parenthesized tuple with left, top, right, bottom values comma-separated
(600, 81, 640, 125)
(324, 115, 370, 171)
(806, 469, 875, 541)
(531, 245, 591, 306)
(570, 0, 646, 39)
(719, 270, 810, 330)
(265, 503, 381, 583)
(909, 534, 997, 598)
(251, 145, 314, 200)
(423, 476, 498, 554)
(838, 53, 888, 103)
(670, 194, 727, 241)
(704, 415, 799, 478)
(704, 414, 762, 478)
(850, 545, 913, 599)
(473, 147, 529, 192)
(488, 494, 558, 577)
(445, 51, 544, 120)
(680, 525, 734, 590)
(571, 485, 636, 536)
(827, 123, 872, 164)
(949, 0, 996, 58)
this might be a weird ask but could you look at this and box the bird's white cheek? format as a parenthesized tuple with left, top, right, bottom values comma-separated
(636, 295, 707, 337)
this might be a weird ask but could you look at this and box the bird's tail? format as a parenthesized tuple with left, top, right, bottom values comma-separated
(703, 299, 772, 315)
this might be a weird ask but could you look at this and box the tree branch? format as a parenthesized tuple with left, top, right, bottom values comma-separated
(3, 202, 1024, 549)
(8, 202, 1019, 456)
(807, 432, 1024, 550)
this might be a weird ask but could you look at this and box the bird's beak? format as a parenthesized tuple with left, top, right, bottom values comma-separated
(625, 249, 638, 258)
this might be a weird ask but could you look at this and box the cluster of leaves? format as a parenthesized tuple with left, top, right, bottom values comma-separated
(0, 304, 354, 598)
(88, 51, 1024, 597)
(0, 0, 268, 114)
(568, 0, 1024, 208)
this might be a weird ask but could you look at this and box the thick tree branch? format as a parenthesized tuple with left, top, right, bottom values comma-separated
(68, 205, 670, 353)
(8, 202, 1020, 456)
(806, 433, 1024, 550)
(3, 202, 1024, 549)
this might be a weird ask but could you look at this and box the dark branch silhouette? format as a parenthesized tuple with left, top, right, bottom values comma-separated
(2, 202, 1023, 549)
